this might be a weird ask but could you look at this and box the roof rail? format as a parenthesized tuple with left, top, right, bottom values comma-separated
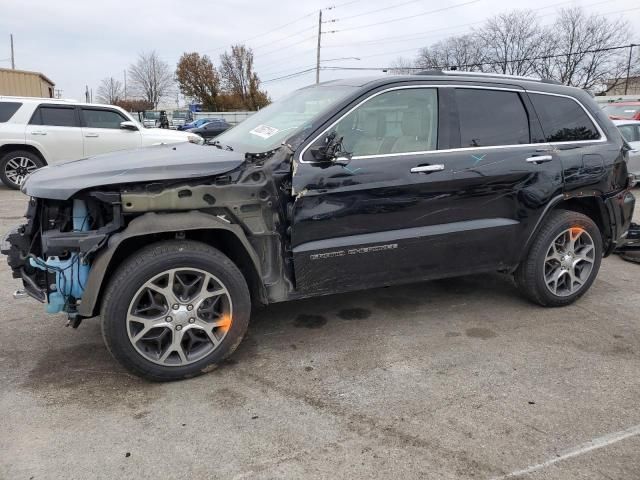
(416, 69, 561, 84)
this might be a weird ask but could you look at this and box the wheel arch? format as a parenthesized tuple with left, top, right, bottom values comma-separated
(0, 144, 47, 165)
(77, 211, 266, 318)
(522, 194, 612, 264)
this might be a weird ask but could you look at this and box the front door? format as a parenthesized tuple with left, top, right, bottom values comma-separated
(291, 86, 458, 295)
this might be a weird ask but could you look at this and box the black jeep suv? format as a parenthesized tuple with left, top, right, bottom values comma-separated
(2, 71, 635, 380)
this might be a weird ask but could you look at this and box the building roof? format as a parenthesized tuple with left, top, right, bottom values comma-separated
(0, 68, 55, 86)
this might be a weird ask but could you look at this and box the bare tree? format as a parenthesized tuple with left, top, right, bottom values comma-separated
(128, 51, 174, 108)
(535, 7, 632, 90)
(416, 34, 486, 71)
(388, 56, 417, 74)
(96, 77, 123, 105)
(475, 11, 545, 76)
(220, 45, 269, 110)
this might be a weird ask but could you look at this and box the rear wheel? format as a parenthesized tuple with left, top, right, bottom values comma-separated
(0, 150, 44, 189)
(515, 210, 602, 307)
(101, 240, 250, 381)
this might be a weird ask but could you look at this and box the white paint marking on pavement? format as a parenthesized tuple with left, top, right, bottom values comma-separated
(490, 423, 640, 479)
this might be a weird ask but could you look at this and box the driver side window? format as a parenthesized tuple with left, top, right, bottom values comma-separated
(335, 88, 438, 157)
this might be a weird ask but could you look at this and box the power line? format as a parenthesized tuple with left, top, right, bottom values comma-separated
(332, 0, 481, 33)
(321, 43, 639, 71)
(262, 67, 317, 83)
(327, 0, 427, 22)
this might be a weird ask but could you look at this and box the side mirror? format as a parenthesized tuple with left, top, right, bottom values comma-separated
(310, 131, 352, 165)
(120, 121, 139, 131)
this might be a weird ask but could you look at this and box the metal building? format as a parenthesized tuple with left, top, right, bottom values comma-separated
(0, 68, 55, 98)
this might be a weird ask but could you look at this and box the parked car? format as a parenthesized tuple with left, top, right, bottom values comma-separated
(178, 118, 215, 131)
(0, 97, 203, 189)
(602, 102, 640, 120)
(2, 71, 636, 381)
(141, 110, 161, 128)
(186, 118, 231, 139)
(613, 119, 640, 178)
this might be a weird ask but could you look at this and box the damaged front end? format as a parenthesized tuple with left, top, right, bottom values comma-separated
(1, 142, 297, 325)
(2, 192, 122, 321)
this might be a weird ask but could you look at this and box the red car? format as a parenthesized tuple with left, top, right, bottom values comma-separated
(602, 102, 640, 120)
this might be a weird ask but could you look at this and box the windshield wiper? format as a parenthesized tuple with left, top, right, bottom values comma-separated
(209, 140, 234, 151)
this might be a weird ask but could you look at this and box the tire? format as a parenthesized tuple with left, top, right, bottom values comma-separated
(0, 150, 45, 189)
(101, 240, 251, 381)
(515, 210, 602, 307)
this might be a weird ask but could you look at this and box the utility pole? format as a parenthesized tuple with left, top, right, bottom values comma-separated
(10, 34, 15, 69)
(315, 10, 322, 84)
(624, 44, 638, 95)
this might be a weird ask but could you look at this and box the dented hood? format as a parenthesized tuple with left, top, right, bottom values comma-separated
(22, 142, 245, 200)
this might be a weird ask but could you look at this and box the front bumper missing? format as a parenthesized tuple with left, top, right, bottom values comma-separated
(1, 225, 47, 303)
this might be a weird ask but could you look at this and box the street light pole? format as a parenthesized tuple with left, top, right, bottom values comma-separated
(315, 10, 322, 84)
(624, 44, 638, 95)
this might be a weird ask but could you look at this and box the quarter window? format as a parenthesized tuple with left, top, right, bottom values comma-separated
(82, 108, 128, 129)
(0, 102, 22, 122)
(455, 89, 530, 147)
(333, 88, 438, 157)
(530, 93, 600, 142)
(30, 106, 78, 127)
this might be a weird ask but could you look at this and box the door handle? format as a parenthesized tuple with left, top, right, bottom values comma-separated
(31, 131, 47, 135)
(84, 133, 99, 138)
(411, 164, 445, 173)
(526, 155, 553, 164)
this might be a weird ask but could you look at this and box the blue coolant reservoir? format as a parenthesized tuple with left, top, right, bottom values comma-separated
(30, 199, 91, 314)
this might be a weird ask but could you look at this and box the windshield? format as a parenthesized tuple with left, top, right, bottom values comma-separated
(173, 111, 188, 119)
(144, 111, 160, 119)
(214, 84, 357, 152)
(603, 104, 640, 119)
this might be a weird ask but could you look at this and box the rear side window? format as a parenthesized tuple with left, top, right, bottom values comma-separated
(530, 93, 600, 142)
(30, 106, 78, 127)
(454, 89, 530, 147)
(0, 102, 22, 122)
(82, 108, 128, 129)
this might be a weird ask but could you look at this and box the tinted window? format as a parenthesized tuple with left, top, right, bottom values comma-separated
(31, 106, 77, 127)
(0, 102, 22, 122)
(455, 89, 530, 147)
(334, 88, 438, 156)
(530, 93, 600, 142)
(82, 108, 127, 129)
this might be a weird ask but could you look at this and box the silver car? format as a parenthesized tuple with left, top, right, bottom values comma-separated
(613, 119, 640, 178)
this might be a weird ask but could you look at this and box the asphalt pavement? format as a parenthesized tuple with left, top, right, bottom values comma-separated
(1, 186, 639, 479)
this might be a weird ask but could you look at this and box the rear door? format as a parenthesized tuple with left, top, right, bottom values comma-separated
(25, 104, 84, 163)
(80, 107, 141, 156)
(428, 86, 561, 270)
(291, 86, 458, 294)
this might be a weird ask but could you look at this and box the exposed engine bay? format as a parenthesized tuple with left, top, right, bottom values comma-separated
(1, 145, 296, 325)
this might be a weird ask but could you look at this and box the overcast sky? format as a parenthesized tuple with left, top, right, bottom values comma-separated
(2, 0, 639, 105)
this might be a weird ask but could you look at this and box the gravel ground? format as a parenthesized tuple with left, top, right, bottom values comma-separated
(0, 186, 639, 480)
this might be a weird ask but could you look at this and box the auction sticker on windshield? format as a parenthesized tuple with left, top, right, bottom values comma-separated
(249, 124, 279, 139)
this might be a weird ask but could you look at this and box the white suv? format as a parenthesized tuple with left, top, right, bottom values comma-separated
(0, 97, 203, 189)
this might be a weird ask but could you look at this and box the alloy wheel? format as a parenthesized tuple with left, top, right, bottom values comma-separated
(127, 268, 233, 366)
(4, 156, 39, 186)
(543, 227, 595, 297)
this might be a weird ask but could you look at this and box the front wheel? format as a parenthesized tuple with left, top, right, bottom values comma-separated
(515, 210, 602, 307)
(101, 240, 250, 381)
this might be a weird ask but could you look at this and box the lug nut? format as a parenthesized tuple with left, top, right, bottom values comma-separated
(172, 304, 179, 310)
(166, 316, 173, 322)
(188, 317, 195, 323)
(175, 325, 182, 331)
(187, 304, 194, 311)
